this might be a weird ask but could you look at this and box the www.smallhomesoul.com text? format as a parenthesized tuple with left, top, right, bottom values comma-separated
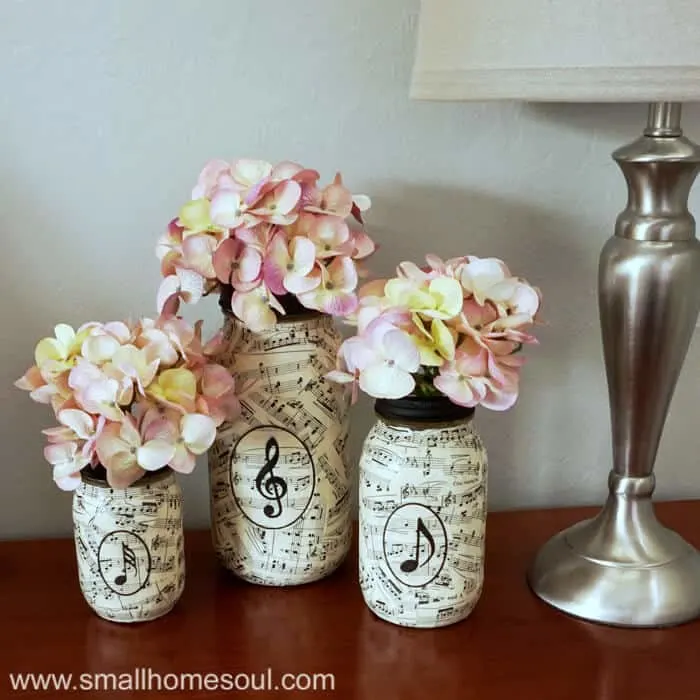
(8, 667, 336, 693)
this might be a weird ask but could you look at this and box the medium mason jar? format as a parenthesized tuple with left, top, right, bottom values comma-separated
(72, 467, 185, 623)
(359, 397, 487, 628)
(209, 302, 352, 586)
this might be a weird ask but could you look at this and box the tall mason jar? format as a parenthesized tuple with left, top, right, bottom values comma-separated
(209, 307, 352, 585)
(359, 397, 487, 628)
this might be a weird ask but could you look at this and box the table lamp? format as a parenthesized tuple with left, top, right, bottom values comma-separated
(411, 0, 700, 627)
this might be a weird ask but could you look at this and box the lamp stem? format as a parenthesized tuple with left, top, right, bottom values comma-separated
(645, 102, 682, 137)
(528, 104, 700, 627)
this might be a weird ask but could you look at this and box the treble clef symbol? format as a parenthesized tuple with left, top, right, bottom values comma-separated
(255, 437, 287, 519)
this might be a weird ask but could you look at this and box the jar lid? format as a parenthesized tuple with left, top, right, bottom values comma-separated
(375, 396, 474, 423)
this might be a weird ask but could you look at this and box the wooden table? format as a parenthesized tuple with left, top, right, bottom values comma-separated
(2, 502, 700, 699)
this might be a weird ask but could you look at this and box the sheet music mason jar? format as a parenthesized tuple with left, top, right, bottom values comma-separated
(209, 308, 352, 586)
(72, 468, 185, 623)
(359, 397, 487, 628)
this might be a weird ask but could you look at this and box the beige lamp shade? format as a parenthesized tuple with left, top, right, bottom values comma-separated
(411, 0, 700, 102)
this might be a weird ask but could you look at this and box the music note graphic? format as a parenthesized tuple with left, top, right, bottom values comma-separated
(255, 437, 288, 518)
(114, 542, 138, 586)
(400, 518, 436, 573)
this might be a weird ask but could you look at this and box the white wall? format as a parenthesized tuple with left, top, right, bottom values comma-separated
(2, 0, 700, 539)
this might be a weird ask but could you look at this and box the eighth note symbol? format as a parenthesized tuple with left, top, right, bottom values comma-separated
(400, 518, 436, 573)
(114, 542, 138, 586)
(255, 437, 288, 518)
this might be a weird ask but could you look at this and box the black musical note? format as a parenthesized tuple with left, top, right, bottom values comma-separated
(255, 437, 288, 518)
(400, 518, 436, 573)
(114, 542, 138, 586)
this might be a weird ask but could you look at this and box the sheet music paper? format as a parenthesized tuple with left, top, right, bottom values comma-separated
(210, 313, 352, 586)
(359, 417, 487, 628)
(72, 469, 185, 623)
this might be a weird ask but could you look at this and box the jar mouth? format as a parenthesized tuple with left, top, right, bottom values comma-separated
(375, 396, 474, 423)
(80, 466, 172, 488)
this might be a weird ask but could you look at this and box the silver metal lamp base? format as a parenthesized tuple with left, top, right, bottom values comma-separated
(528, 475, 700, 627)
(529, 103, 700, 628)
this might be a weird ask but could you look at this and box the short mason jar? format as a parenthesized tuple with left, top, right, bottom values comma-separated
(72, 467, 185, 623)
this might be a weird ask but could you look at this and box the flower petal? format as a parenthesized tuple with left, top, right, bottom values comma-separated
(269, 180, 302, 215)
(169, 444, 196, 474)
(233, 158, 272, 186)
(326, 370, 355, 384)
(382, 329, 420, 373)
(15, 366, 44, 392)
(238, 245, 263, 283)
(201, 365, 236, 399)
(58, 409, 94, 440)
(157, 275, 181, 314)
(231, 289, 277, 332)
(54, 470, 83, 491)
(431, 318, 456, 361)
(178, 198, 213, 232)
(35, 338, 64, 366)
(284, 269, 322, 295)
(328, 256, 358, 292)
(105, 453, 145, 489)
(182, 234, 217, 278)
(44, 441, 77, 466)
(290, 236, 316, 275)
(181, 413, 216, 454)
(210, 190, 244, 228)
(82, 334, 120, 365)
(359, 363, 415, 399)
(137, 440, 176, 471)
(434, 374, 483, 407)
(175, 267, 205, 304)
(428, 277, 464, 318)
(263, 233, 290, 296)
(341, 336, 376, 372)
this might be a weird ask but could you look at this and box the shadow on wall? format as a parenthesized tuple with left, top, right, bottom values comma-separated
(346, 183, 608, 511)
(526, 102, 700, 142)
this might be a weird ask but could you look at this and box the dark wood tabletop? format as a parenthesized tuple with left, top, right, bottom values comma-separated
(2, 501, 700, 699)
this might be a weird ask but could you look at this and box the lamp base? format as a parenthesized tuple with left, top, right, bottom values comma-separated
(528, 492, 700, 627)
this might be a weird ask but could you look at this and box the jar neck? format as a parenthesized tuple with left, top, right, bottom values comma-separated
(80, 466, 172, 489)
(374, 396, 474, 428)
(222, 308, 332, 337)
(377, 414, 472, 431)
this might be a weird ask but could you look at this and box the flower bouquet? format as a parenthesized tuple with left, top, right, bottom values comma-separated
(16, 316, 239, 489)
(15, 315, 239, 622)
(328, 254, 540, 409)
(157, 158, 375, 330)
(333, 254, 541, 629)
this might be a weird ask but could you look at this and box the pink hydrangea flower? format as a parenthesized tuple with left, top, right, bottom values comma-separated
(264, 234, 319, 295)
(17, 315, 242, 490)
(357, 319, 420, 399)
(326, 255, 540, 410)
(213, 238, 263, 292)
(96, 415, 175, 488)
(45, 441, 88, 491)
(298, 256, 359, 316)
(155, 158, 376, 331)
(142, 413, 217, 474)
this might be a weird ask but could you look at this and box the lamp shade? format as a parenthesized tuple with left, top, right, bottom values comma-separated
(411, 0, 700, 102)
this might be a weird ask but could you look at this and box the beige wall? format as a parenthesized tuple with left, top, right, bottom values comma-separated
(2, 0, 700, 538)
